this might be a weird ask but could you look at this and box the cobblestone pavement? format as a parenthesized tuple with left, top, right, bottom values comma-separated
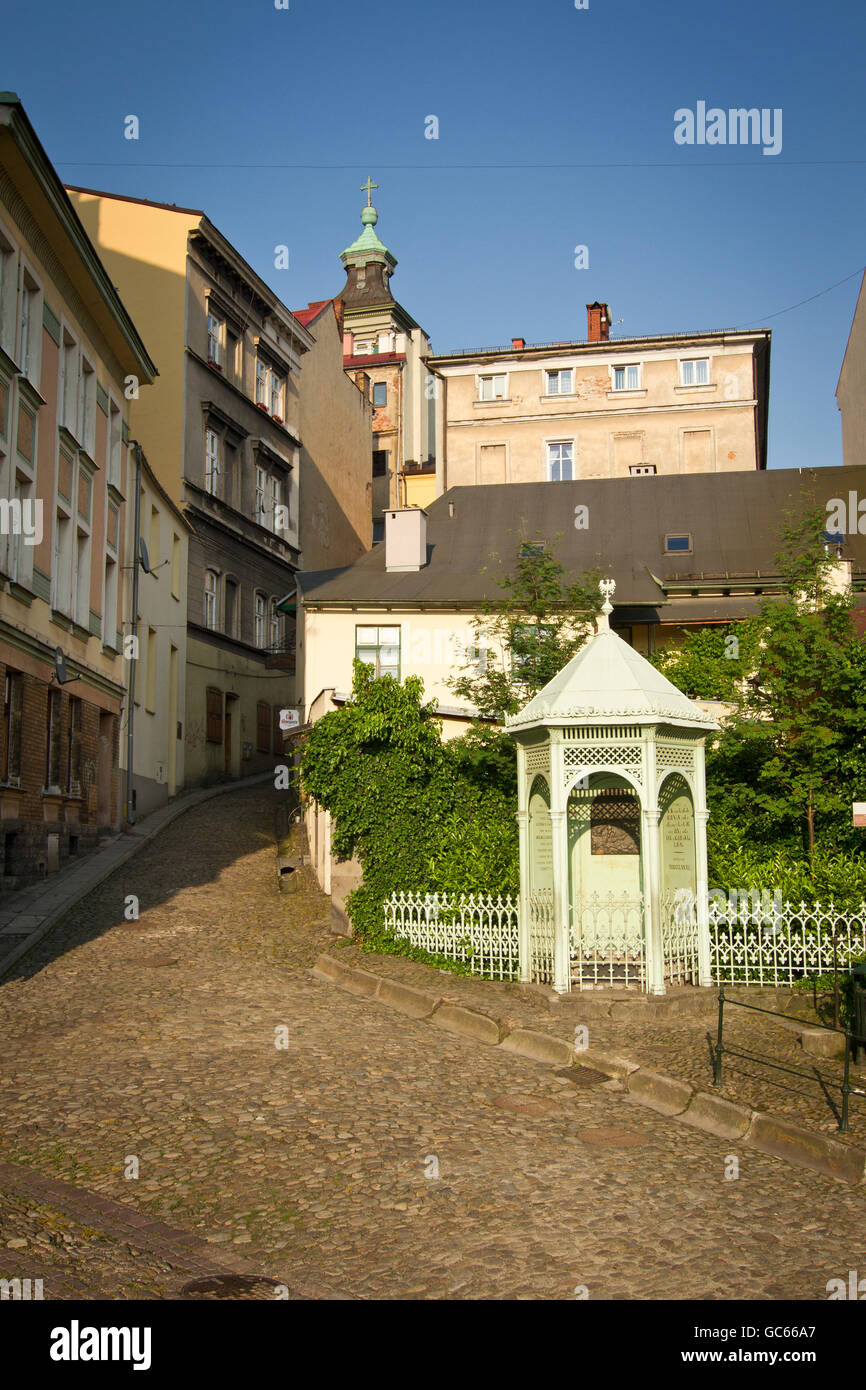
(332, 942, 866, 1143)
(1, 785, 864, 1300)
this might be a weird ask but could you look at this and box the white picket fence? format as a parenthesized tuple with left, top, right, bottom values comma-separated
(709, 900, 866, 987)
(383, 890, 866, 989)
(383, 890, 519, 980)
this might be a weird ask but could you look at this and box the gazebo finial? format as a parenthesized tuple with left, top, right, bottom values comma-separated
(597, 578, 616, 632)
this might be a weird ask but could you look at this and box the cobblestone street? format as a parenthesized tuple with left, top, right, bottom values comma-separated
(1, 785, 864, 1301)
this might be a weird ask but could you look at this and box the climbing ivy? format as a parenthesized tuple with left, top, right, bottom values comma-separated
(299, 660, 518, 953)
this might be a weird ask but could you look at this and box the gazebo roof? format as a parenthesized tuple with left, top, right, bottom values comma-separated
(505, 627, 720, 733)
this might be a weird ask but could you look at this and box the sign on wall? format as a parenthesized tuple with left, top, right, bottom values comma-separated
(279, 708, 299, 732)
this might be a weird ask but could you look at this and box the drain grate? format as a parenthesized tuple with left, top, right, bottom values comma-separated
(179, 1274, 285, 1300)
(555, 1066, 606, 1088)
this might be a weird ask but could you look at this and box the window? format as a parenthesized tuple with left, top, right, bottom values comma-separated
(255, 466, 267, 524)
(664, 534, 692, 554)
(149, 506, 159, 568)
(510, 622, 555, 681)
(269, 477, 281, 533)
(78, 358, 96, 455)
(254, 592, 267, 647)
(60, 330, 79, 434)
(520, 541, 546, 558)
(355, 625, 400, 680)
(204, 569, 218, 629)
(269, 597, 280, 649)
(53, 509, 73, 615)
(0, 227, 15, 357)
(256, 702, 271, 753)
(226, 328, 240, 382)
(207, 312, 224, 367)
(74, 524, 91, 628)
(146, 627, 157, 712)
(372, 382, 388, 407)
(372, 450, 387, 478)
(547, 441, 573, 482)
(269, 371, 285, 420)
(171, 533, 181, 599)
(206, 688, 223, 744)
(18, 269, 40, 385)
(45, 688, 62, 788)
(255, 358, 268, 407)
(545, 368, 573, 395)
(103, 555, 118, 646)
(629, 464, 656, 476)
(478, 374, 507, 401)
(108, 400, 122, 488)
(205, 429, 220, 494)
(680, 357, 709, 386)
(66, 697, 82, 795)
(372, 519, 385, 544)
(224, 577, 238, 637)
(2, 670, 23, 783)
(612, 364, 640, 391)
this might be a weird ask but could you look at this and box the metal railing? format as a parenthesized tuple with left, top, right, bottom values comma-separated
(711, 988, 866, 1132)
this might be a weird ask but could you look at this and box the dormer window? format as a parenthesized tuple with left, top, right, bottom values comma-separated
(664, 534, 692, 555)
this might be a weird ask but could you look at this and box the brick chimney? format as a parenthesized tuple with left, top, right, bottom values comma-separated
(512, 337, 525, 350)
(586, 302, 611, 342)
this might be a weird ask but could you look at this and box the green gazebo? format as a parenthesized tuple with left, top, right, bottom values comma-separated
(506, 581, 719, 995)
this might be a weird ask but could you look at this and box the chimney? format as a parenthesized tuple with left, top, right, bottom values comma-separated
(586, 302, 611, 342)
(385, 508, 427, 572)
(512, 337, 525, 350)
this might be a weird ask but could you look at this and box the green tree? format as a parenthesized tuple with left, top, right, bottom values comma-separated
(448, 533, 603, 722)
(699, 504, 866, 868)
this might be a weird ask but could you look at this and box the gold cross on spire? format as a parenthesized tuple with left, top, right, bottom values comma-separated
(361, 177, 379, 207)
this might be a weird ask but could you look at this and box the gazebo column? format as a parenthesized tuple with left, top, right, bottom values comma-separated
(694, 807, 713, 988)
(549, 738, 570, 994)
(642, 807, 665, 995)
(550, 810, 570, 993)
(515, 809, 530, 983)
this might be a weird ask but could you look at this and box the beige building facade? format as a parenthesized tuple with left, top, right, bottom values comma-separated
(837, 269, 866, 469)
(431, 305, 770, 491)
(120, 450, 191, 817)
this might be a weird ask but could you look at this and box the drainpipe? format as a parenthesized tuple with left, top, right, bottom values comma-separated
(125, 440, 143, 826)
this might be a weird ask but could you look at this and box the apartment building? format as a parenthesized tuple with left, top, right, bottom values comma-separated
(68, 188, 314, 785)
(0, 95, 156, 892)
(430, 303, 771, 490)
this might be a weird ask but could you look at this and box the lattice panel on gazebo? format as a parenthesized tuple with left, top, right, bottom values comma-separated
(524, 747, 550, 776)
(656, 745, 695, 769)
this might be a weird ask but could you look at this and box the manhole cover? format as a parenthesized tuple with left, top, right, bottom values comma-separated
(137, 955, 179, 967)
(576, 1126, 646, 1148)
(555, 1066, 606, 1088)
(493, 1095, 557, 1116)
(179, 1275, 285, 1300)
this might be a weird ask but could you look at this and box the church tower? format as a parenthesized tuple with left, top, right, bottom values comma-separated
(337, 181, 438, 536)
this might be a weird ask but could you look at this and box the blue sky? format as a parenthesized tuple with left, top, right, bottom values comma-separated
(6, 0, 866, 469)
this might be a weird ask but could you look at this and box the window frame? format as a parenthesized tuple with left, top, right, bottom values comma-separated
(354, 624, 401, 681)
(546, 438, 575, 483)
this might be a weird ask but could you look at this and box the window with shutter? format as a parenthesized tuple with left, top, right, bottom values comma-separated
(206, 687, 223, 744)
(256, 701, 270, 753)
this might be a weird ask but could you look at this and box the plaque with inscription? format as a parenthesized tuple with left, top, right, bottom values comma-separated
(529, 791, 554, 891)
(660, 792, 696, 894)
(590, 793, 640, 855)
